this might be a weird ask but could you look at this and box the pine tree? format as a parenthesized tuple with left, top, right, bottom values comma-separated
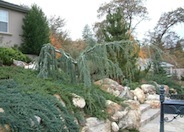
(100, 8, 139, 82)
(20, 4, 50, 55)
(103, 8, 129, 42)
(82, 24, 96, 47)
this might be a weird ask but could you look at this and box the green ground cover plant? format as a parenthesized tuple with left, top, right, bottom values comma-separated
(0, 66, 124, 131)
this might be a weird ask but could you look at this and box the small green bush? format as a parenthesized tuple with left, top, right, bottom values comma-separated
(145, 73, 183, 93)
(0, 47, 31, 65)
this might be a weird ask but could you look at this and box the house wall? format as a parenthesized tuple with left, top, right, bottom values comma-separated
(0, 7, 26, 47)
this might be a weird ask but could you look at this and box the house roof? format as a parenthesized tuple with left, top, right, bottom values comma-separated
(0, 0, 29, 13)
(137, 58, 175, 71)
(160, 61, 174, 68)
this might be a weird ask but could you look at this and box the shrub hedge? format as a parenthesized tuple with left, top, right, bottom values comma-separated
(0, 47, 31, 65)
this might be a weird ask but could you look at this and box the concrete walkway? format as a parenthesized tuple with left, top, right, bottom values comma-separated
(139, 114, 184, 132)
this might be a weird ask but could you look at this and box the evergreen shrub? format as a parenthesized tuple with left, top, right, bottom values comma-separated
(145, 73, 183, 93)
(0, 79, 79, 132)
(20, 4, 50, 55)
(0, 66, 125, 131)
(0, 47, 31, 65)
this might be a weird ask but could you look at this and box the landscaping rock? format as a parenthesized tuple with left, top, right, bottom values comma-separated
(94, 78, 124, 97)
(118, 100, 141, 130)
(30, 115, 41, 127)
(141, 84, 156, 94)
(111, 122, 119, 132)
(106, 100, 123, 116)
(24, 63, 36, 70)
(54, 94, 66, 107)
(0, 124, 11, 132)
(146, 94, 159, 100)
(164, 85, 169, 95)
(169, 88, 177, 94)
(119, 86, 134, 99)
(145, 100, 160, 109)
(13, 59, 27, 67)
(124, 100, 140, 110)
(83, 117, 111, 132)
(111, 110, 128, 121)
(0, 108, 4, 113)
(118, 109, 141, 130)
(72, 93, 86, 108)
(133, 88, 145, 103)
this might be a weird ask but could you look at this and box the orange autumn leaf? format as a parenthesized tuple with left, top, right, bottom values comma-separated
(139, 47, 148, 59)
(50, 34, 62, 58)
(50, 34, 62, 49)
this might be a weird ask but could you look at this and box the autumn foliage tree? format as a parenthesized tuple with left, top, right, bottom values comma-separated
(146, 7, 184, 69)
(49, 16, 69, 49)
(50, 34, 62, 49)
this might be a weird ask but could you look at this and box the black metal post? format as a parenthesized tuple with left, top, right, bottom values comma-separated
(160, 85, 165, 132)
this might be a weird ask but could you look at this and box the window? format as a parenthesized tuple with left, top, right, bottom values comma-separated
(0, 10, 8, 32)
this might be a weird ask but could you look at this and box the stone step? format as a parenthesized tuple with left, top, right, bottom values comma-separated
(140, 104, 151, 113)
(140, 108, 160, 127)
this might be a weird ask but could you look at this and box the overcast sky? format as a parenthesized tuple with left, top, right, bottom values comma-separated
(5, 0, 184, 41)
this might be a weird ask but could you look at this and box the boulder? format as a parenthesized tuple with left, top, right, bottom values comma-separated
(72, 93, 86, 108)
(145, 93, 160, 108)
(117, 100, 140, 130)
(13, 59, 27, 67)
(111, 110, 128, 121)
(124, 100, 140, 110)
(54, 94, 66, 107)
(106, 100, 123, 116)
(145, 100, 160, 108)
(118, 109, 141, 130)
(111, 122, 119, 132)
(24, 63, 36, 70)
(141, 84, 156, 94)
(30, 116, 41, 127)
(169, 88, 177, 94)
(0, 108, 4, 113)
(102, 78, 119, 85)
(133, 88, 145, 103)
(146, 94, 159, 100)
(0, 125, 11, 132)
(164, 85, 169, 95)
(94, 78, 124, 97)
(82, 117, 111, 132)
(118, 86, 134, 99)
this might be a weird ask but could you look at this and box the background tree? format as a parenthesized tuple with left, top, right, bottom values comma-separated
(20, 4, 50, 55)
(169, 39, 184, 67)
(49, 16, 70, 49)
(96, 0, 148, 34)
(93, 0, 147, 82)
(82, 24, 96, 47)
(62, 39, 87, 59)
(145, 7, 184, 70)
(147, 8, 184, 48)
(102, 8, 129, 42)
(94, 7, 140, 82)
